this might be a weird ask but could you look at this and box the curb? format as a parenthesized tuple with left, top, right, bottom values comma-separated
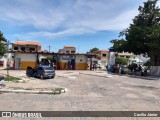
(79, 73, 112, 78)
(107, 72, 160, 80)
(0, 88, 67, 94)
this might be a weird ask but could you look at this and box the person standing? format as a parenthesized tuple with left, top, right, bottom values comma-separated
(121, 64, 125, 74)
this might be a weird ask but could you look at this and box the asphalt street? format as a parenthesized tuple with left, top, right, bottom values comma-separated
(0, 71, 160, 120)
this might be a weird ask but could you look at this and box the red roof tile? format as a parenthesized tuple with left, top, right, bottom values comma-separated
(64, 46, 75, 48)
(14, 41, 41, 46)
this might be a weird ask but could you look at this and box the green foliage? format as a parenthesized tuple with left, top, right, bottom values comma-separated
(0, 43, 7, 56)
(110, 39, 127, 52)
(89, 47, 99, 53)
(4, 76, 21, 82)
(0, 31, 7, 42)
(143, 60, 151, 66)
(115, 56, 128, 65)
(0, 31, 7, 57)
(111, 0, 160, 66)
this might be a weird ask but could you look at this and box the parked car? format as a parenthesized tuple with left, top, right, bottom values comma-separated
(26, 66, 55, 79)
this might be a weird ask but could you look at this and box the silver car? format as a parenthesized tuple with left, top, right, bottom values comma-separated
(33, 66, 55, 79)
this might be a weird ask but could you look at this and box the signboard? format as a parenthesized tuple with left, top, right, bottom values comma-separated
(62, 55, 70, 60)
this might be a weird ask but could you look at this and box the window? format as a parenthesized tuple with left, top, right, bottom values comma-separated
(43, 67, 53, 70)
(66, 50, 70, 54)
(29, 48, 35, 52)
(71, 51, 75, 54)
(14, 47, 18, 50)
(37, 67, 43, 70)
(71, 55, 74, 59)
(21, 47, 25, 51)
(102, 54, 106, 57)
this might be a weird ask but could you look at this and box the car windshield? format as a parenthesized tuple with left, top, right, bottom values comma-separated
(43, 67, 53, 70)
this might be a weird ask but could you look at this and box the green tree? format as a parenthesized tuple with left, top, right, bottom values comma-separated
(111, 0, 160, 66)
(0, 31, 7, 57)
(115, 56, 128, 65)
(110, 39, 127, 52)
(89, 47, 99, 53)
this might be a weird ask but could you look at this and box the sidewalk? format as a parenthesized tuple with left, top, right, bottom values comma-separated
(0, 70, 62, 91)
(0, 69, 159, 82)
(107, 72, 160, 80)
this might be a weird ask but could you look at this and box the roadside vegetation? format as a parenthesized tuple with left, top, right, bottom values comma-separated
(0, 31, 7, 57)
(110, 0, 160, 66)
(115, 56, 128, 65)
(4, 76, 21, 82)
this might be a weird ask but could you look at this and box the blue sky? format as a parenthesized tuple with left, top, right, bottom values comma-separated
(0, 0, 159, 53)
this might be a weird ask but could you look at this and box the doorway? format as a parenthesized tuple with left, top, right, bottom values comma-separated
(15, 58, 21, 70)
(71, 59, 75, 70)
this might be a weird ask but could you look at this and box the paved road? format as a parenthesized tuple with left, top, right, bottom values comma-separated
(0, 71, 160, 120)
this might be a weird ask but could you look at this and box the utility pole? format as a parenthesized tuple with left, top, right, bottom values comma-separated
(6, 40, 10, 78)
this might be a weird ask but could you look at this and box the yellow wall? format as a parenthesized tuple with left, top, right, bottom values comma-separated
(21, 61, 37, 70)
(58, 62, 87, 70)
(75, 63, 87, 70)
(58, 62, 71, 70)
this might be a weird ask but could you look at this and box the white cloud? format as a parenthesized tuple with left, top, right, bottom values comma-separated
(0, 0, 151, 38)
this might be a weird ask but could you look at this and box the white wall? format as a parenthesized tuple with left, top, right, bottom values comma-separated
(136, 55, 150, 64)
(59, 55, 71, 62)
(76, 55, 87, 63)
(0, 53, 12, 67)
(15, 53, 36, 62)
(150, 66, 160, 76)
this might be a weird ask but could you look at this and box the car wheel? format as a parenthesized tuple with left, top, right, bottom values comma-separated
(40, 74, 44, 79)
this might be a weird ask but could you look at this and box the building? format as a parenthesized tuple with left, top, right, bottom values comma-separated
(91, 50, 109, 69)
(56, 53, 89, 70)
(10, 41, 41, 70)
(58, 46, 76, 54)
(11, 52, 95, 70)
(0, 54, 7, 67)
(94, 50, 109, 60)
(10, 42, 97, 70)
(117, 52, 136, 59)
(11, 51, 55, 70)
(12, 40, 41, 52)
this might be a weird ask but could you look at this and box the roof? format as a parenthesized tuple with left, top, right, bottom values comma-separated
(92, 50, 109, 54)
(99, 49, 109, 52)
(118, 52, 135, 56)
(8, 51, 96, 56)
(13, 41, 41, 46)
(64, 46, 75, 48)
